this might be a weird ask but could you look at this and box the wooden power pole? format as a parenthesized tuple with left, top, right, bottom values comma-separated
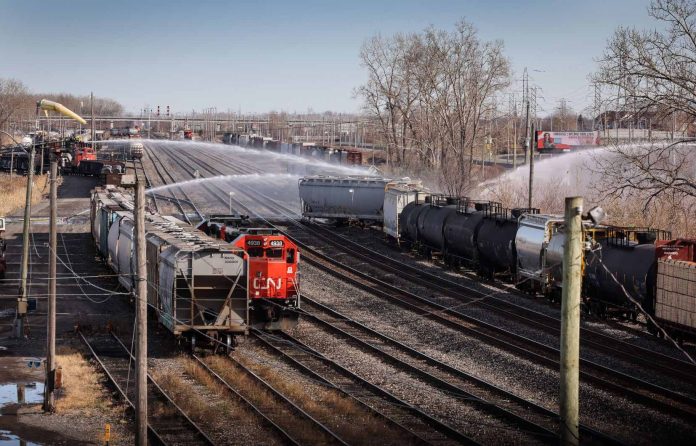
(135, 180, 148, 446)
(560, 196, 583, 445)
(43, 156, 58, 412)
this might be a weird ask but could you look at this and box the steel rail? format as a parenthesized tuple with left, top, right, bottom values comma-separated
(305, 222, 696, 384)
(296, 243, 696, 422)
(142, 144, 205, 223)
(153, 147, 481, 445)
(252, 329, 480, 446)
(159, 143, 696, 421)
(109, 332, 217, 446)
(78, 331, 200, 446)
(149, 143, 696, 442)
(191, 355, 301, 446)
(202, 145, 696, 382)
(204, 353, 350, 446)
(176, 147, 696, 410)
(299, 295, 625, 445)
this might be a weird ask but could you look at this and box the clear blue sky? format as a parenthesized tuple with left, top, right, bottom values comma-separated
(0, 0, 654, 116)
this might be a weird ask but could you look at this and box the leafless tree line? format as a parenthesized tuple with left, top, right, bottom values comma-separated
(357, 20, 510, 195)
(0, 77, 124, 135)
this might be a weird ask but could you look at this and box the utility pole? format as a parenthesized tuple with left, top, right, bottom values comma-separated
(90, 92, 95, 143)
(528, 123, 535, 209)
(44, 155, 57, 412)
(522, 68, 531, 166)
(524, 100, 531, 166)
(557, 98, 571, 132)
(560, 196, 583, 446)
(135, 180, 148, 446)
(513, 94, 518, 169)
(17, 116, 37, 338)
(593, 83, 600, 133)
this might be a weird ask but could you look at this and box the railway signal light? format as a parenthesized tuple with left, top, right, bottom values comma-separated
(166, 105, 170, 117)
(157, 106, 160, 117)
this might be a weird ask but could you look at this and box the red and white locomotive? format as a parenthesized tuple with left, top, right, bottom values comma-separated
(198, 215, 300, 330)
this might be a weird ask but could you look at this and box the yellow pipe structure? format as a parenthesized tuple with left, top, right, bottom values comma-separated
(16, 99, 85, 335)
(37, 99, 87, 124)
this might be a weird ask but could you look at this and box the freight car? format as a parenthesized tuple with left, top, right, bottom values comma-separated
(300, 176, 391, 222)
(78, 159, 126, 176)
(92, 189, 249, 349)
(300, 175, 696, 344)
(399, 195, 537, 278)
(299, 176, 424, 223)
(224, 133, 365, 167)
(651, 239, 696, 342)
(91, 189, 300, 347)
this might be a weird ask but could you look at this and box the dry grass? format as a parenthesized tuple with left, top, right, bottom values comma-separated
(151, 356, 262, 443)
(55, 345, 115, 415)
(151, 366, 214, 419)
(0, 173, 48, 215)
(204, 355, 333, 444)
(210, 352, 404, 445)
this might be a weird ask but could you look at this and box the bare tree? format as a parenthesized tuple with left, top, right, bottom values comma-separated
(590, 0, 696, 217)
(0, 78, 29, 131)
(357, 19, 510, 194)
(592, 140, 696, 209)
(593, 0, 696, 120)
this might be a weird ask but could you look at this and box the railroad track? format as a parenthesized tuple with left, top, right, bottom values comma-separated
(151, 146, 625, 443)
(292, 232, 696, 422)
(306, 222, 696, 384)
(79, 331, 215, 446)
(171, 147, 696, 414)
(252, 329, 477, 445)
(193, 353, 350, 446)
(146, 143, 694, 440)
(198, 146, 696, 384)
(141, 144, 205, 224)
(298, 295, 623, 445)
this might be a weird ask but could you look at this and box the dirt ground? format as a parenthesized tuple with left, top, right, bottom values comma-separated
(0, 174, 135, 444)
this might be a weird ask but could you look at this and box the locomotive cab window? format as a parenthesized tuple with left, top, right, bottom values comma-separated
(266, 248, 283, 258)
(247, 247, 264, 257)
(286, 248, 295, 264)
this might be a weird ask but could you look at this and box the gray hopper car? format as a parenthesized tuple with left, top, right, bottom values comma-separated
(92, 188, 250, 347)
(299, 176, 391, 222)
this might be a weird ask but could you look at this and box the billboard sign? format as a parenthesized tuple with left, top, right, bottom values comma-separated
(536, 131, 600, 152)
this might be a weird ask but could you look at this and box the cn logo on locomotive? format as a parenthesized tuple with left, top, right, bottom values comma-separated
(253, 277, 282, 290)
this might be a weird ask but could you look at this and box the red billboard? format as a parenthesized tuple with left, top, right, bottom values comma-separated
(536, 131, 600, 152)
